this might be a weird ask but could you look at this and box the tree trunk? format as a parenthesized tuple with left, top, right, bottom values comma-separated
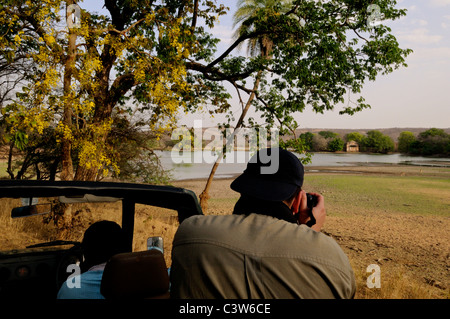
(60, 1, 77, 181)
(74, 125, 110, 181)
(74, 164, 100, 181)
(7, 141, 15, 179)
(56, 1, 78, 237)
(199, 70, 263, 212)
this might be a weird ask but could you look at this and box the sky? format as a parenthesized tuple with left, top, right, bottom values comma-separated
(82, 0, 450, 130)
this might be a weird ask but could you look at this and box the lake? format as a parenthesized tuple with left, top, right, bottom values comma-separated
(156, 150, 450, 181)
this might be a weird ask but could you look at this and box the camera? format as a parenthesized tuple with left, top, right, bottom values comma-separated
(306, 193, 318, 209)
(306, 193, 318, 227)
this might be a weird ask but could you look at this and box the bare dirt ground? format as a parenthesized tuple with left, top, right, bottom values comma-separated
(172, 165, 450, 299)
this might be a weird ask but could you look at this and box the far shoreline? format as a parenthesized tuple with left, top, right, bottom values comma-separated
(170, 162, 450, 184)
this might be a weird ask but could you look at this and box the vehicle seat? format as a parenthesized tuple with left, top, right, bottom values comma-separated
(100, 250, 170, 299)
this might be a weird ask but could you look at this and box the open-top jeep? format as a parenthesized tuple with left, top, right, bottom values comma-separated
(0, 180, 202, 299)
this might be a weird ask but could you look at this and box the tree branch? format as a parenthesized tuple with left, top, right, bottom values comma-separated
(107, 73, 135, 107)
(191, 0, 199, 28)
(206, 31, 262, 69)
(186, 60, 256, 82)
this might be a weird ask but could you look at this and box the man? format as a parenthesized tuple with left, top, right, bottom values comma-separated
(57, 220, 128, 299)
(170, 147, 356, 299)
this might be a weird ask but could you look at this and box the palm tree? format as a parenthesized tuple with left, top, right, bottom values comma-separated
(199, 0, 294, 211)
(233, 0, 293, 57)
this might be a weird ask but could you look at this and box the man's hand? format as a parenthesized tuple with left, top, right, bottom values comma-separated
(308, 192, 326, 232)
(296, 191, 326, 232)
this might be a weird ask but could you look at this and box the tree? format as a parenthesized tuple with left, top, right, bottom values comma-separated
(0, 0, 36, 111)
(362, 130, 394, 154)
(418, 128, 447, 139)
(311, 133, 328, 152)
(409, 128, 450, 156)
(299, 132, 314, 151)
(196, 0, 411, 211)
(0, 0, 228, 181)
(198, 0, 294, 210)
(5, 127, 61, 181)
(327, 137, 345, 152)
(319, 130, 339, 139)
(398, 131, 416, 153)
(345, 132, 365, 143)
(110, 116, 172, 184)
(233, 0, 294, 57)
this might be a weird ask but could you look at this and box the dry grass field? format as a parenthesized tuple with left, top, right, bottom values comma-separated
(1, 164, 449, 299)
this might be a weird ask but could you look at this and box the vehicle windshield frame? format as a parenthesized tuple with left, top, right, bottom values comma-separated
(0, 180, 203, 251)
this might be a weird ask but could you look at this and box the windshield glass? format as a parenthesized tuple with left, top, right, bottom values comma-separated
(0, 197, 179, 262)
(0, 197, 123, 252)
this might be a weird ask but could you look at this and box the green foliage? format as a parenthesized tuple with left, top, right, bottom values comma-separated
(258, 0, 410, 118)
(194, 0, 413, 146)
(418, 128, 448, 139)
(3, 127, 61, 180)
(299, 132, 314, 150)
(345, 132, 365, 143)
(398, 131, 416, 153)
(361, 130, 395, 154)
(284, 131, 346, 153)
(319, 130, 339, 139)
(405, 128, 450, 156)
(107, 116, 172, 184)
(327, 137, 345, 152)
(279, 137, 312, 164)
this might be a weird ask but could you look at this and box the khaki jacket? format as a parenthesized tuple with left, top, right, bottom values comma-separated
(170, 214, 356, 299)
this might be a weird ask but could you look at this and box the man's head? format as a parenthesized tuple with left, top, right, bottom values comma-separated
(81, 220, 128, 268)
(230, 147, 304, 204)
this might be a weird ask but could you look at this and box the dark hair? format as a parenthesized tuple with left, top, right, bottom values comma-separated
(232, 192, 299, 224)
(81, 220, 128, 271)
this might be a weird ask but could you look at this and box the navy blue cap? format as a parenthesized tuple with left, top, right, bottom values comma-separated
(230, 147, 304, 201)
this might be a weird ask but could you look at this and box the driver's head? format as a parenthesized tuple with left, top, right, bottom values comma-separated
(81, 220, 128, 268)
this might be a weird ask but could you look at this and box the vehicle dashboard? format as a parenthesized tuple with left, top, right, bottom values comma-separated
(0, 246, 82, 299)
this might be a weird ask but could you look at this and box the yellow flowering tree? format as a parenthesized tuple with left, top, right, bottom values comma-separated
(0, 0, 227, 181)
